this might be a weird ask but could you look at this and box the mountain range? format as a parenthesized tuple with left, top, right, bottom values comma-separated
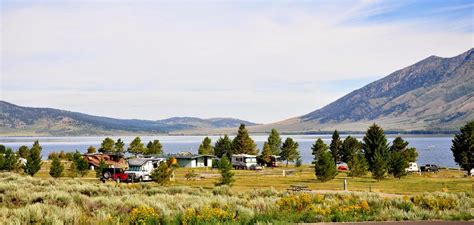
(0, 101, 257, 136)
(1, 48, 473, 136)
(251, 48, 473, 133)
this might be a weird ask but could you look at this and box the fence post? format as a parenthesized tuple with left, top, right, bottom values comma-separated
(343, 178, 347, 191)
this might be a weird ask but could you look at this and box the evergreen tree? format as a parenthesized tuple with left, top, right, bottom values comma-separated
(403, 147, 418, 163)
(24, 140, 43, 176)
(390, 137, 409, 152)
(451, 121, 474, 175)
(49, 156, 64, 178)
(311, 138, 328, 162)
(315, 151, 338, 182)
(17, 145, 29, 158)
(114, 138, 125, 153)
(1, 148, 19, 171)
(267, 129, 282, 155)
(348, 148, 368, 177)
(232, 124, 257, 155)
(341, 136, 361, 163)
(99, 137, 115, 153)
(0, 144, 5, 154)
(280, 138, 300, 167)
(371, 148, 388, 180)
(198, 137, 214, 155)
(72, 151, 89, 177)
(214, 135, 233, 158)
(216, 157, 235, 186)
(259, 142, 272, 166)
(128, 137, 145, 156)
(96, 159, 107, 178)
(389, 151, 408, 179)
(87, 146, 97, 154)
(329, 130, 343, 163)
(362, 124, 390, 172)
(146, 140, 163, 155)
(151, 159, 175, 185)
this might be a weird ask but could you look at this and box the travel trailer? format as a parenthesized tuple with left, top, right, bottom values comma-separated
(232, 154, 261, 170)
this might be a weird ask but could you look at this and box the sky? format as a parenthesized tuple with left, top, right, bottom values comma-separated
(1, 0, 473, 124)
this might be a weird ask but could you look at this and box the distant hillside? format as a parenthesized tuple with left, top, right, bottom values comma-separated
(0, 101, 257, 136)
(252, 48, 474, 133)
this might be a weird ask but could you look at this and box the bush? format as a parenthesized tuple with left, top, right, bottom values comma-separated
(129, 206, 161, 224)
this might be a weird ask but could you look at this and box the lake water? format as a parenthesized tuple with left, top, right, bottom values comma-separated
(0, 135, 458, 168)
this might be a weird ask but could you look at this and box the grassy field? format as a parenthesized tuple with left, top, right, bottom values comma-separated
(0, 172, 472, 224)
(35, 160, 473, 195)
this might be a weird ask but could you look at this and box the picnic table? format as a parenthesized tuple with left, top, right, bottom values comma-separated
(287, 184, 310, 192)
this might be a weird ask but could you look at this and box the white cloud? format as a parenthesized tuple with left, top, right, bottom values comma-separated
(1, 1, 472, 123)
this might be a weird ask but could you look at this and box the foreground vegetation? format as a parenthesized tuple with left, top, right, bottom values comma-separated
(0, 172, 472, 224)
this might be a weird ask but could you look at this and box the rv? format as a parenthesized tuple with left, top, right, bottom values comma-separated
(406, 162, 420, 173)
(125, 157, 166, 182)
(231, 154, 261, 170)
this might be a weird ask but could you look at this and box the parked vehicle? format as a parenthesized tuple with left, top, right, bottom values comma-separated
(100, 168, 129, 183)
(125, 157, 166, 182)
(336, 162, 348, 171)
(232, 154, 262, 170)
(420, 164, 439, 172)
(405, 162, 420, 173)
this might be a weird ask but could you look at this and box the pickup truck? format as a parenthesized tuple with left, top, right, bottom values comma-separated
(420, 164, 440, 172)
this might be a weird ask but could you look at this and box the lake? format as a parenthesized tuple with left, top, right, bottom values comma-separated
(0, 135, 458, 168)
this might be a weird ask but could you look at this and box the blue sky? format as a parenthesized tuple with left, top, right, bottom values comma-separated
(1, 0, 473, 123)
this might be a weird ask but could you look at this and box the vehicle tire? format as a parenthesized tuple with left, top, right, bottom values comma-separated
(103, 171, 111, 179)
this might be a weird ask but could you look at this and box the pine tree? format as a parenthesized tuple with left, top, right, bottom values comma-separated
(87, 146, 97, 154)
(216, 157, 235, 186)
(311, 138, 328, 162)
(99, 137, 115, 153)
(451, 121, 474, 175)
(17, 145, 29, 158)
(151, 160, 175, 185)
(214, 135, 233, 158)
(341, 136, 360, 163)
(96, 159, 107, 178)
(146, 140, 163, 155)
(1, 148, 19, 171)
(128, 137, 145, 156)
(371, 148, 388, 180)
(49, 156, 64, 178)
(0, 145, 5, 154)
(232, 124, 257, 155)
(389, 151, 408, 179)
(24, 140, 43, 176)
(198, 137, 214, 155)
(329, 130, 343, 163)
(362, 124, 390, 173)
(114, 138, 125, 153)
(280, 138, 299, 167)
(388, 137, 412, 176)
(259, 142, 272, 166)
(315, 151, 338, 182)
(72, 151, 89, 177)
(403, 147, 418, 163)
(348, 149, 368, 177)
(267, 129, 282, 155)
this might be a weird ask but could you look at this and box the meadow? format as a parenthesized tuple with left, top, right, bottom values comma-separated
(0, 161, 473, 224)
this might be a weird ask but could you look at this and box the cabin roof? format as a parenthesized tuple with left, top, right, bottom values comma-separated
(173, 154, 215, 159)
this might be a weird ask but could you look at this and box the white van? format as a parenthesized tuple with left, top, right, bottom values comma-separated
(406, 162, 420, 173)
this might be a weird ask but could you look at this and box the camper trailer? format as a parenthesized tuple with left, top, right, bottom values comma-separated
(232, 154, 261, 170)
(125, 157, 166, 182)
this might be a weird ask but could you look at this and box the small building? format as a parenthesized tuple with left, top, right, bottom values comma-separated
(173, 152, 214, 168)
(83, 152, 127, 170)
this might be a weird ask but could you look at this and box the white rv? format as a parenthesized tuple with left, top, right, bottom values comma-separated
(231, 154, 260, 170)
(406, 162, 420, 173)
(125, 157, 166, 182)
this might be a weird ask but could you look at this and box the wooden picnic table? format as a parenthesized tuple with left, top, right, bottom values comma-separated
(287, 184, 310, 192)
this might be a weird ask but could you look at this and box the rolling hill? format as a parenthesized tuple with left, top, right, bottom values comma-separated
(251, 48, 474, 133)
(0, 101, 257, 136)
